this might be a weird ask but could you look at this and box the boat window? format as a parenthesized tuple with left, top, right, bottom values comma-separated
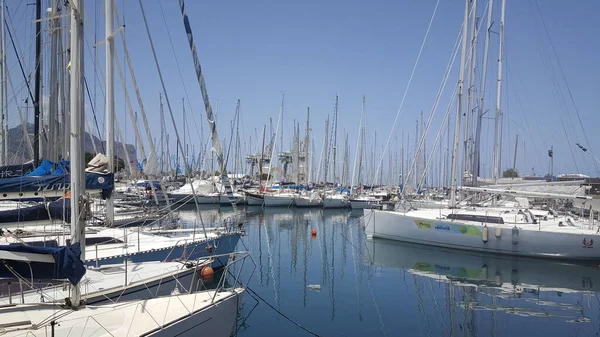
(10, 240, 59, 247)
(446, 213, 504, 224)
(66, 237, 124, 246)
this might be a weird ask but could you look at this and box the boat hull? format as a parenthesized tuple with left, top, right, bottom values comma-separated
(246, 195, 264, 206)
(294, 197, 322, 207)
(365, 209, 600, 261)
(349, 199, 380, 209)
(218, 194, 246, 205)
(148, 289, 243, 337)
(168, 194, 220, 204)
(323, 197, 349, 208)
(263, 195, 295, 207)
(86, 232, 241, 268)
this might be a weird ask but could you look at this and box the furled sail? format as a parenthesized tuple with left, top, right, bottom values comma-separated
(178, 0, 236, 207)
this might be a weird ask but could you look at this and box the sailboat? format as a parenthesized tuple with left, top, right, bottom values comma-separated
(295, 190, 323, 207)
(0, 2, 244, 335)
(364, 0, 600, 261)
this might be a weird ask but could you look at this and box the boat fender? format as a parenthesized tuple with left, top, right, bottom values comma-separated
(512, 226, 519, 245)
(494, 272, 501, 285)
(482, 224, 489, 243)
(495, 226, 502, 238)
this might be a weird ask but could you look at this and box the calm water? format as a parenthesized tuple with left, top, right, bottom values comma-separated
(179, 206, 600, 337)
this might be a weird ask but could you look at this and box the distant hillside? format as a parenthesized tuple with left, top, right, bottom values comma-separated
(6, 123, 138, 167)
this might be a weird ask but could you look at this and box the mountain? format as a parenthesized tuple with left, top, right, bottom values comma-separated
(6, 123, 138, 167)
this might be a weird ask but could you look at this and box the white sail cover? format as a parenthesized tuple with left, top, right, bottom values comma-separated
(86, 153, 109, 172)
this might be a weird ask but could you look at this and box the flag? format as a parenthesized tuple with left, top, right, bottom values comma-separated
(548, 149, 553, 158)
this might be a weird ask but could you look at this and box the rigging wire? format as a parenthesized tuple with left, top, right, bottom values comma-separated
(402, 10, 463, 193)
(138, 0, 211, 241)
(372, 0, 441, 187)
(533, 0, 599, 175)
(526, 0, 582, 174)
(157, 1, 205, 155)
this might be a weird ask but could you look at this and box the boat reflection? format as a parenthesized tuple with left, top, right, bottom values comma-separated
(365, 238, 600, 293)
(365, 238, 598, 326)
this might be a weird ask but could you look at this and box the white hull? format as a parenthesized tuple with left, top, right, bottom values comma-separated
(218, 193, 246, 205)
(365, 209, 600, 260)
(295, 196, 322, 207)
(168, 193, 219, 204)
(246, 195, 264, 206)
(323, 197, 349, 209)
(349, 199, 380, 209)
(149, 289, 243, 337)
(0, 288, 244, 337)
(263, 194, 295, 207)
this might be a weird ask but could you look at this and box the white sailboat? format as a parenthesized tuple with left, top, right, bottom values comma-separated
(294, 191, 322, 207)
(264, 191, 296, 207)
(364, 0, 600, 261)
(323, 193, 349, 208)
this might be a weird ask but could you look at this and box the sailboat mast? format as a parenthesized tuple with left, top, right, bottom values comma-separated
(159, 93, 164, 174)
(464, 0, 477, 182)
(69, 0, 84, 305)
(48, 0, 60, 162)
(450, 0, 471, 208)
(473, 0, 494, 185)
(492, 0, 506, 183)
(332, 95, 338, 184)
(182, 97, 186, 174)
(33, 0, 42, 166)
(259, 125, 265, 187)
(105, 0, 115, 226)
(305, 107, 310, 185)
(323, 116, 329, 183)
(0, 0, 5, 165)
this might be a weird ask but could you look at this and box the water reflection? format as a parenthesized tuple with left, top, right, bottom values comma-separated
(365, 238, 600, 335)
(176, 206, 600, 337)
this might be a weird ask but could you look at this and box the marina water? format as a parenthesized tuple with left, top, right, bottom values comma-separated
(180, 206, 600, 337)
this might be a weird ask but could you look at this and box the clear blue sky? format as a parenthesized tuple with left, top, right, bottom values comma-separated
(6, 0, 600, 181)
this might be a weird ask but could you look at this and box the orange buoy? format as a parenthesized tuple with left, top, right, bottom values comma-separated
(200, 266, 214, 281)
(311, 229, 317, 236)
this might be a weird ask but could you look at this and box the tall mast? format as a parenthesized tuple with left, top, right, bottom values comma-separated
(47, 1, 60, 162)
(159, 93, 164, 174)
(322, 116, 329, 182)
(0, 0, 5, 164)
(414, 119, 419, 186)
(33, 0, 42, 166)
(450, 0, 471, 208)
(259, 125, 265, 187)
(463, 0, 477, 182)
(492, 0, 506, 183)
(62, 2, 70, 157)
(305, 107, 310, 185)
(69, 0, 84, 306)
(105, 0, 115, 226)
(332, 95, 338, 184)
(177, 0, 238, 207)
(279, 93, 284, 176)
(473, 0, 494, 184)
(182, 97, 186, 173)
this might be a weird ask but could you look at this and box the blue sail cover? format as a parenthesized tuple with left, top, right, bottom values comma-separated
(0, 163, 35, 178)
(25, 160, 55, 177)
(0, 172, 114, 200)
(0, 243, 86, 285)
(0, 198, 71, 223)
